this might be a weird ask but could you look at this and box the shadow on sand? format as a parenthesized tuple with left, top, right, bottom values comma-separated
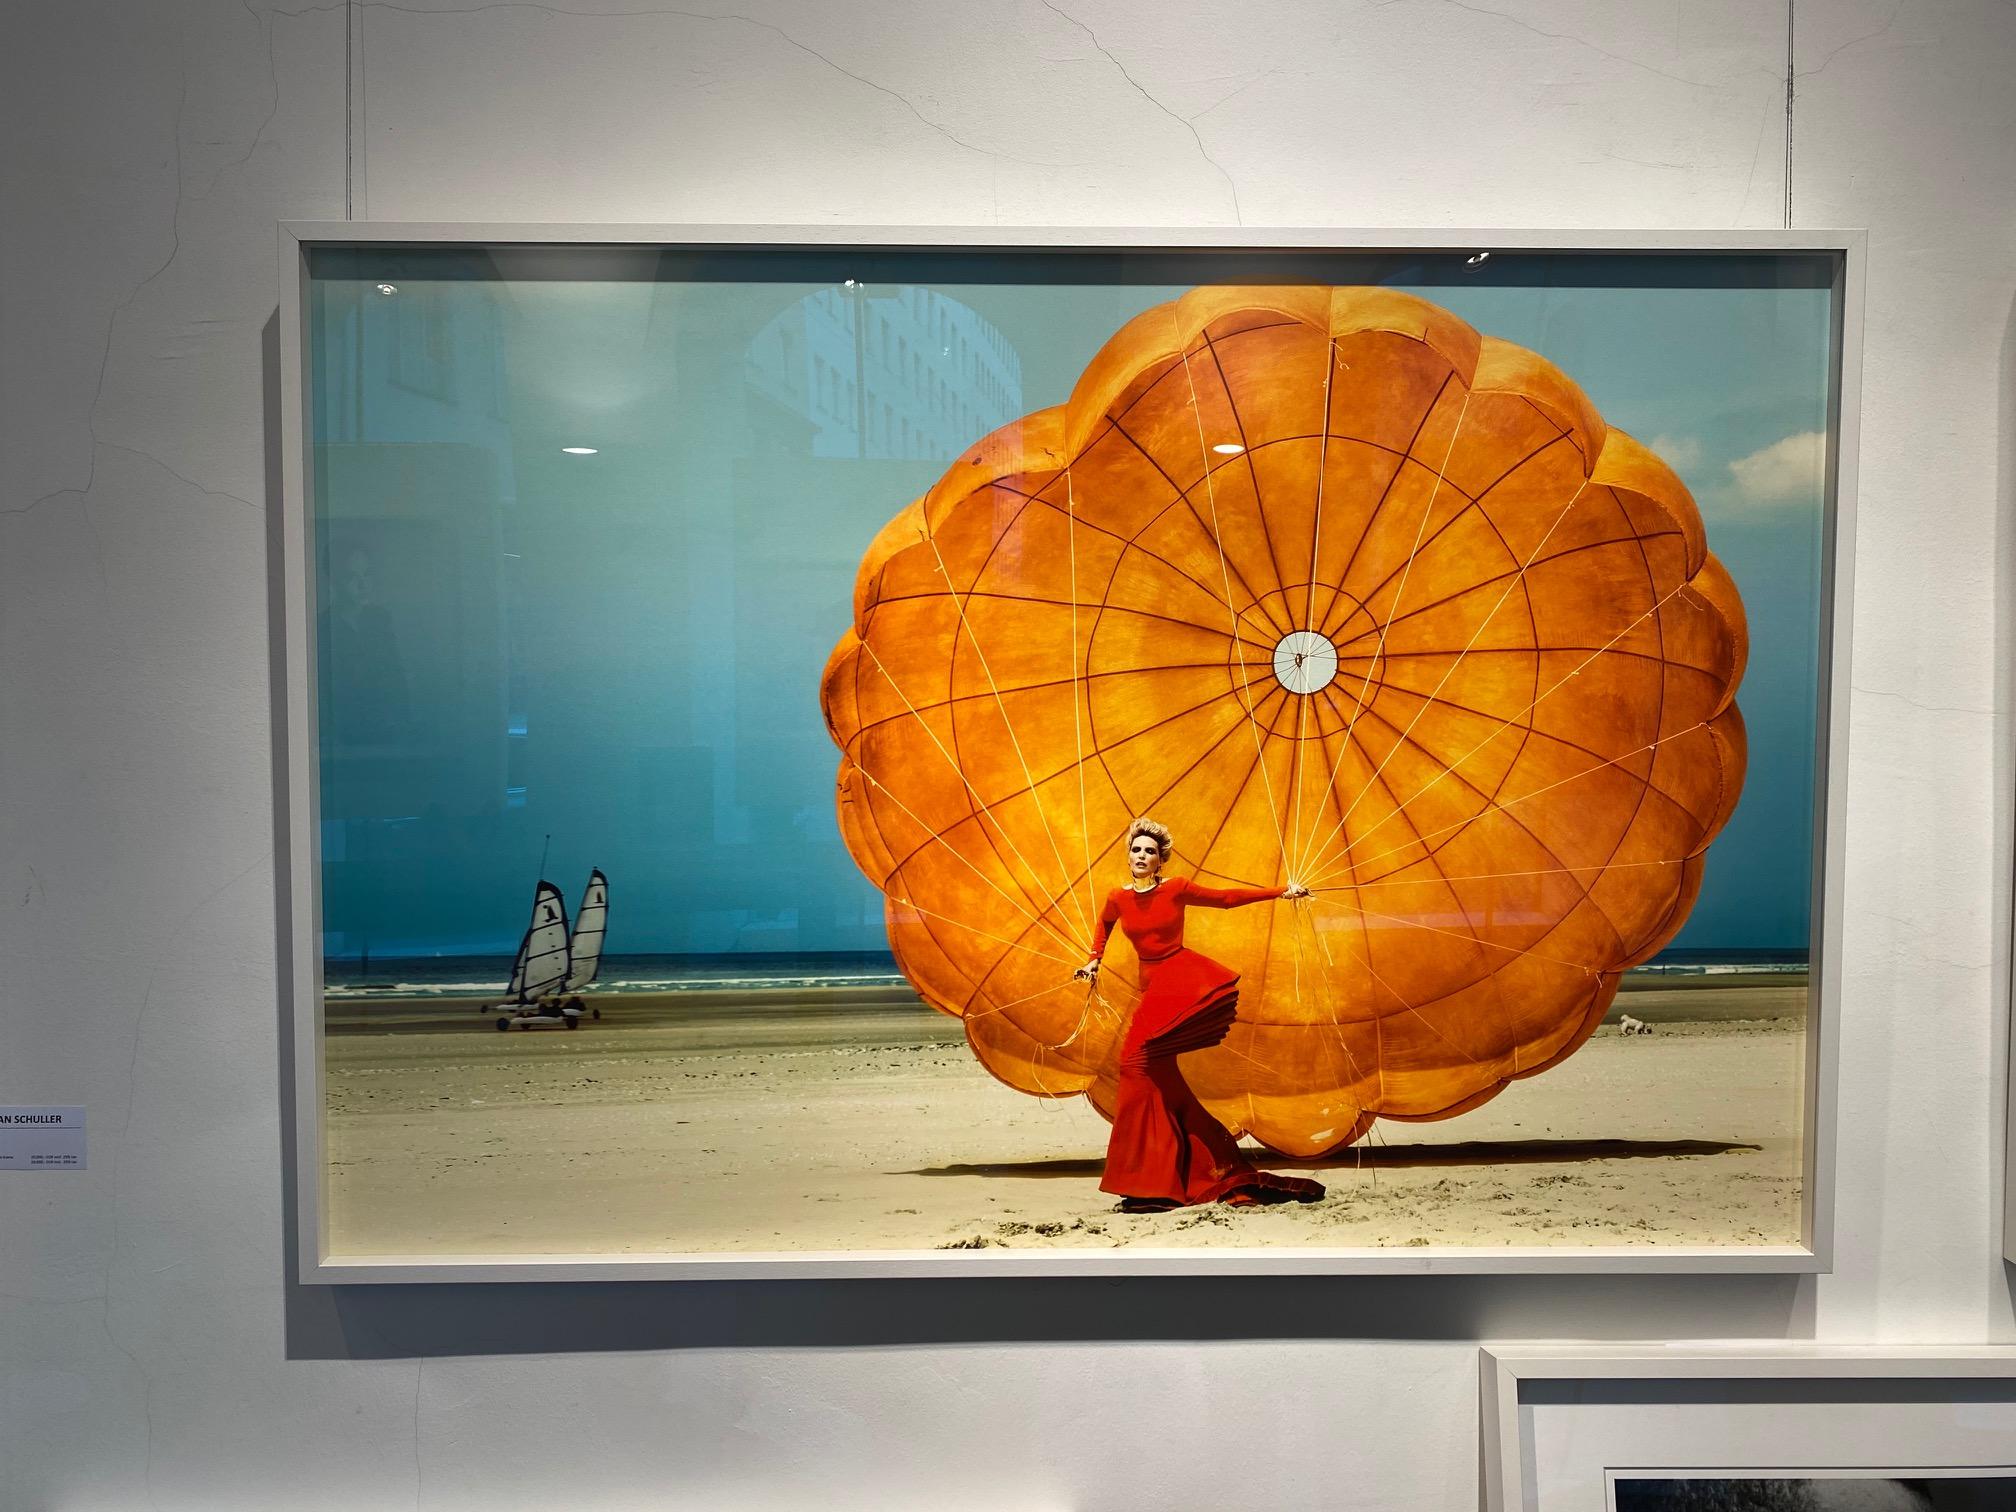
(904, 1136, 1759, 1179)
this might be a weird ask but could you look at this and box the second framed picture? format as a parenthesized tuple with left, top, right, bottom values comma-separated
(1482, 1346, 2016, 1512)
(280, 226, 1860, 1279)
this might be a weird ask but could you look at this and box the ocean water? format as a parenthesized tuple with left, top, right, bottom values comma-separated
(1628, 947, 1808, 977)
(322, 952, 910, 999)
(322, 947, 1805, 999)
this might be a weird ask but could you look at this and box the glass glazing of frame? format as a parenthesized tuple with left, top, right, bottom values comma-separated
(300, 240, 1843, 1263)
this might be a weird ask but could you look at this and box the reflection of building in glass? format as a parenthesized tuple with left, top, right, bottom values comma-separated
(313, 263, 521, 959)
(745, 286, 1024, 460)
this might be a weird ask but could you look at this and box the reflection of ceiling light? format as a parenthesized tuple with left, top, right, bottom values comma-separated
(1212, 442, 1245, 455)
(375, 283, 398, 295)
(843, 278, 859, 289)
(561, 447, 598, 455)
(1465, 251, 1492, 266)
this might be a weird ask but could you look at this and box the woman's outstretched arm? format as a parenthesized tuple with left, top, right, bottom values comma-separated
(1182, 879, 1307, 907)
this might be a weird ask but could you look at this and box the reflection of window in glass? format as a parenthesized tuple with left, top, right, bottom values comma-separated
(745, 286, 1023, 461)
(390, 283, 454, 400)
(482, 314, 505, 420)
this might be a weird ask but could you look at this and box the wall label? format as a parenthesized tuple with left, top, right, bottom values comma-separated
(0, 1107, 85, 1169)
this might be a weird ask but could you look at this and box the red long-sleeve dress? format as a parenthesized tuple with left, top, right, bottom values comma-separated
(1090, 876, 1314, 1206)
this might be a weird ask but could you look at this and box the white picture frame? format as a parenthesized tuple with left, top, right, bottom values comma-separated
(2008, 916, 2016, 1263)
(279, 225, 1865, 1283)
(1481, 1344, 2016, 1512)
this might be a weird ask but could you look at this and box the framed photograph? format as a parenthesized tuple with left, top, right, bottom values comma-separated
(2007, 961, 2016, 1263)
(1481, 1345, 2016, 1512)
(279, 226, 1861, 1281)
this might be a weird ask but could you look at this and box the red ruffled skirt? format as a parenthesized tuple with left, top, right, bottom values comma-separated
(1098, 948, 1259, 1204)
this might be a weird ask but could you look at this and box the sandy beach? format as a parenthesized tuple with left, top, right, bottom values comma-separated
(322, 983, 1806, 1256)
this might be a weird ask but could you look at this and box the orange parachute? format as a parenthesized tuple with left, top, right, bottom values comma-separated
(819, 285, 1747, 1156)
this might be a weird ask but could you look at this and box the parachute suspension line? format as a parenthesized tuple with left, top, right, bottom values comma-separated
(1309, 715, 1714, 889)
(1065, 466, 1099, 935)
(856, 767, 1086, 959)
(1030, 1046, 1054, 1098)
(1288, 337, 1342, 879)
(1287, 669, 1315, 893)
(1318, 855, 1393, 1106)
(1285, 896, 1354, 1146)
(1293, 390, 1473, 884)
(1347, 856, 1682, 889)
(1050, 977, 1124, 1051)
(884, 891, 1081, 967)
(1296, 903, 1373, 1097)
(964, 979, 1076, 1022)
(1288, 896, 1379, 1183)
(974, 965, 1112, 1064)
(1173, 331, 1291, 875)
(858, 640, 1090, 952)
(1304, 340, 1341, 632)
(920, 527, 1097, 944)
(1296, 475, 1591, 883)
(1331, 914, 1490, 1069)
(1305, 893, 1597, 976)
(1302, 576, 1702, 885)
(1274, 899, 1387, 1185)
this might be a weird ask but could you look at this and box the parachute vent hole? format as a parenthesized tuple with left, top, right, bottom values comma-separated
(1272, 630, 1341, 696)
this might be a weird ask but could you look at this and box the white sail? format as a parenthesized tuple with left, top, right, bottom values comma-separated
(505, 880, 571, 1003)
(565, 869, 607, 992)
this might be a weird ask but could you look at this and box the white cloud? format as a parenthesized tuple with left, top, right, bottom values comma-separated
(1728, 430, 1826, 503)
(1647, 434, 1702, 474)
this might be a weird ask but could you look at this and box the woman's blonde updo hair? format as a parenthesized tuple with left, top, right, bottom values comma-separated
(1124, 817, 1174, 867)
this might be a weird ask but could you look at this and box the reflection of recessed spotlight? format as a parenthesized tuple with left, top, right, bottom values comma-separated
(1465, 251, 1492, 267)
(375, 283, 398, 295)
(1212, 442, 1245, 455)
(561, 447, 598, 455)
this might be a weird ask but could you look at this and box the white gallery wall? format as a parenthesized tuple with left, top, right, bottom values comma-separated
(3, 2, 2013, 1507)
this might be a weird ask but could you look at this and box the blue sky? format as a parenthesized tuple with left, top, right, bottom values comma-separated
(311, 251, 1833, 961)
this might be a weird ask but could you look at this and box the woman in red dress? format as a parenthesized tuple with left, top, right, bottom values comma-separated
(1074, 818, 1327, 1213)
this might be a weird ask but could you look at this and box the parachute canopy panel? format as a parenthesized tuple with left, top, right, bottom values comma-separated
(821, 285, 1748, 1156)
